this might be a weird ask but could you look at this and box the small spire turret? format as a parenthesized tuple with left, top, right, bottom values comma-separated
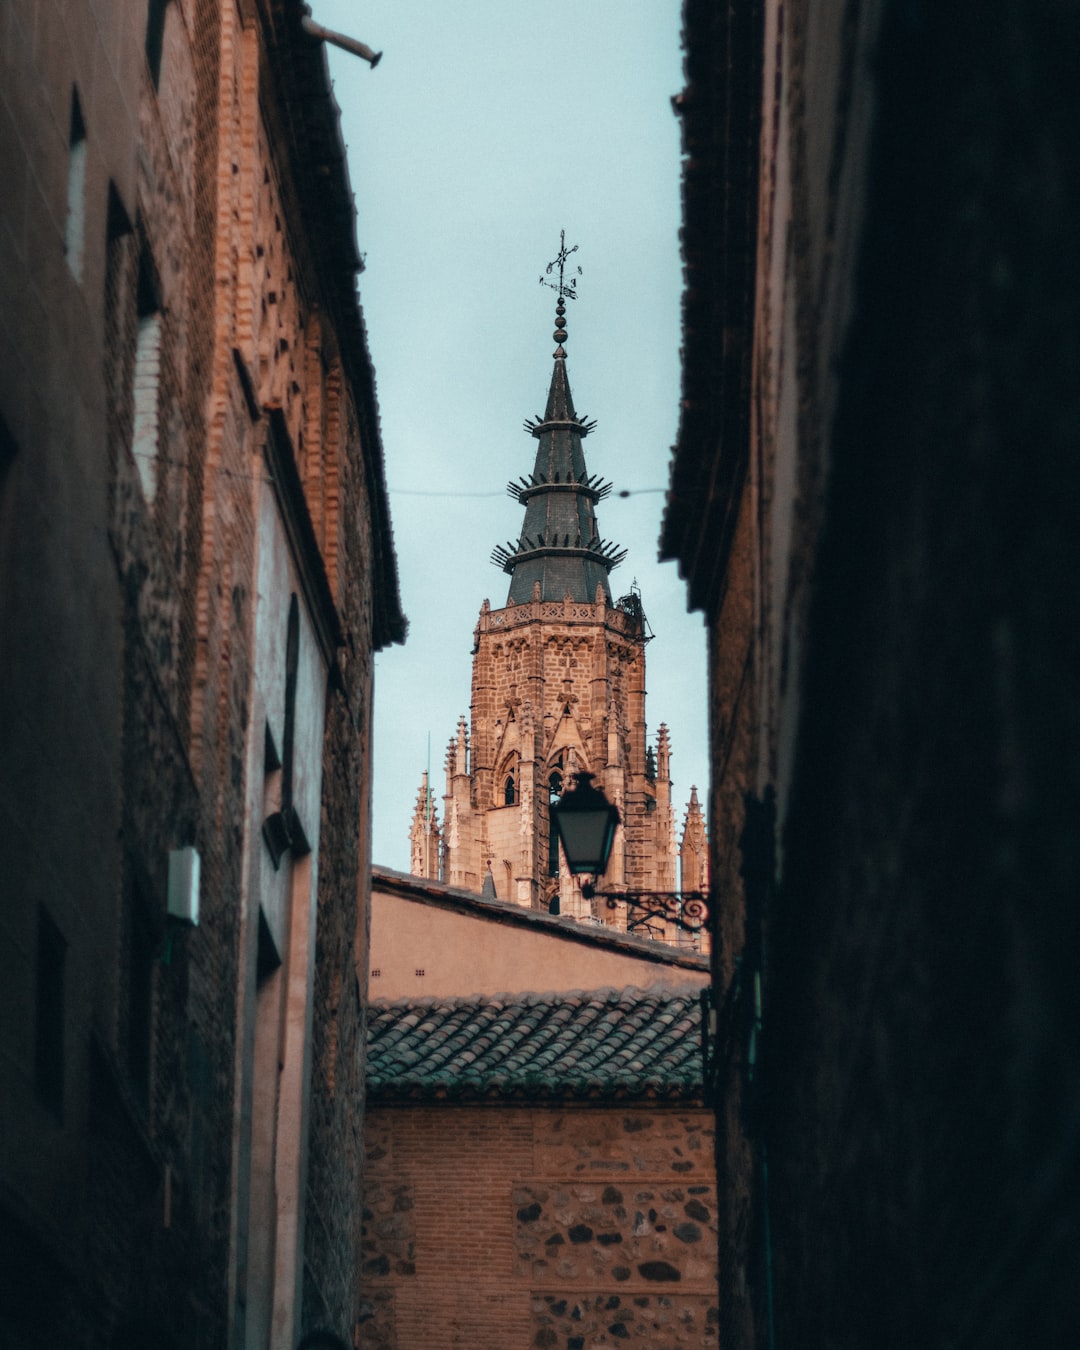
(680, 785, 709, 894)
(410, 771, 441, 879)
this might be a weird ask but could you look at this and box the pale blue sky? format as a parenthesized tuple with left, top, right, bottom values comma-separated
(315, 0, 707, 871)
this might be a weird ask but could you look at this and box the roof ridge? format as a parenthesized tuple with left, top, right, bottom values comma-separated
(368, 982, 702, 1013)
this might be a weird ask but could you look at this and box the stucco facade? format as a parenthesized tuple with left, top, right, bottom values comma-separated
(370, 867, 710, 1001)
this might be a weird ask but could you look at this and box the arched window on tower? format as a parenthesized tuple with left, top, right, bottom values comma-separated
(548, 755, 564, 877)
(498, 755, 519, 807)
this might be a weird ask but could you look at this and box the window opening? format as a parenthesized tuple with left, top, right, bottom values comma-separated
(146, 0, 169, 89)
(548, 755, 564, 878)
(65, 91, 87, 280)
(263, 596, 309, 863)
(132, 248, 162, 502)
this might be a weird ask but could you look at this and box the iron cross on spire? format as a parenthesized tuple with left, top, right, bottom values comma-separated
(539, 229, 582, 301)
(540, 231, 582, 354)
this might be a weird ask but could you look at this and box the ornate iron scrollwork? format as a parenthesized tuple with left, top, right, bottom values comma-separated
(580, 883, 711, 933)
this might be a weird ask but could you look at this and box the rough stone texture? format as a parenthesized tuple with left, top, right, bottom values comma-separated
(361, 1106, 717, 1350)
(513, 1180, 716, 1285)
(531, 1290, 718, 1348)
(666, 1, 1080, 1347)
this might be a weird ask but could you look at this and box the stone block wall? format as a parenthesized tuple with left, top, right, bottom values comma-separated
(361, 1105, 718, 1350)
(443, 597, 678, 916)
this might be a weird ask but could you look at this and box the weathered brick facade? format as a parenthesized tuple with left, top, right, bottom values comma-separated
(362, 1105, 718, 1349)
(664, 1, 1080, 1347)
(0, 1, 402, 1346)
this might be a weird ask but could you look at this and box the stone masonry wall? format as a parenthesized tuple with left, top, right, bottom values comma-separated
(361, 1105, 718, 1350)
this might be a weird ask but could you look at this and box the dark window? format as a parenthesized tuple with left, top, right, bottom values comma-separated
(547, 759, 565, 878)
(282, 595, 299, 815)
(34, 907, 66, 1120)
(504, 774, 516, 806)
(145, 0, 169, 89)
(132, 247, 162, 501)
(65, 91, 87, 279)
(262, 596, 309, 862)
(103, 184, 136, 475)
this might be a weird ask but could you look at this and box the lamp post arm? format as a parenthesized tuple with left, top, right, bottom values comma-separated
(581, 885, 710, 934)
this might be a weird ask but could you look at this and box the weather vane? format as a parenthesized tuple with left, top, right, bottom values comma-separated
(540, 230, 582, 355)
(539, 229, 582, 301)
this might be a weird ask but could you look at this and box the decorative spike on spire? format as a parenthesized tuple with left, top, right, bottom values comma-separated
(539, 228, 582, 356)
(656, 723, 672, 781)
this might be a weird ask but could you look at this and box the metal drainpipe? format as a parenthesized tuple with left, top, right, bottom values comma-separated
(300, 5, 382, 67)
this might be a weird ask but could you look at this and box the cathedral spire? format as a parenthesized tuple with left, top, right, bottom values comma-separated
(491, 234, 626, 603)
(409, 771, 441, 880)
(680, 785, 709, 895)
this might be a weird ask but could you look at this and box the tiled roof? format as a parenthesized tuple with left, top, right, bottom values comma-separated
(366, 985, 704, 1103)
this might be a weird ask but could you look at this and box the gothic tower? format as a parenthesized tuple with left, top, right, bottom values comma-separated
(411, 239, 697, 933)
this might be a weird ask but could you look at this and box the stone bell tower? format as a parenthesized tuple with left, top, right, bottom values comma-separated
(410, 237, 697, 930)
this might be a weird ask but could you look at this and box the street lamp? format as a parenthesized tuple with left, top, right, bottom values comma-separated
(549, 771, 621, 875)
(551, 772, 710, 934)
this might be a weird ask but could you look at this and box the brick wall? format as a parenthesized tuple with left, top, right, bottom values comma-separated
(361, 1105, 718, 1350)
(0, 0, 398, 1344)
(670, 1, 1080, 1346)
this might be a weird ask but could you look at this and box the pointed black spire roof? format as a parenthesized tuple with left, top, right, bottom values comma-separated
(492, 240, 626, 603)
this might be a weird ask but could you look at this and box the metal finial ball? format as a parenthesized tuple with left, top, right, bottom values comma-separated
(554, 328, 568, 343)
